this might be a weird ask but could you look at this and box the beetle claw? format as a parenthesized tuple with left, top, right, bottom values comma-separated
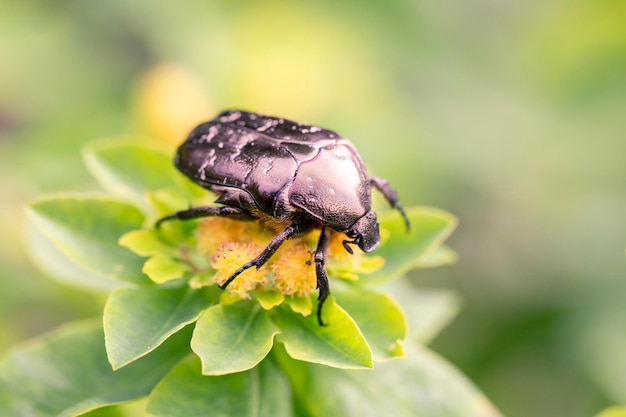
(342, 240, 354, 254)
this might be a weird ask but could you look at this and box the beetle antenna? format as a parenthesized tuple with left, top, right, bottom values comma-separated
(396, 203, 411, 232)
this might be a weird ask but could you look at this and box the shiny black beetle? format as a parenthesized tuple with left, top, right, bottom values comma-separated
(157, 110, 409, 324)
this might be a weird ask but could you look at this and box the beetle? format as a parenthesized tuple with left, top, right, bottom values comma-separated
(157, 110, 409, 325)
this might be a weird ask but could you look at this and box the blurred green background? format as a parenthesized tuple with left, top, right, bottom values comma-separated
(1, 1, 624, 416)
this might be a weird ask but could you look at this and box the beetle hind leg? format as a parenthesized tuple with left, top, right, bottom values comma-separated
(155, 206, 252, 227)
(370, 177, 410, 231)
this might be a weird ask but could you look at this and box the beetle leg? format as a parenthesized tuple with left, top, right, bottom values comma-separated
(314, 226, 331, 326)
(370, 177, 410, 231)
(155, 206, 252, 227)
(218, 223, 309, 289)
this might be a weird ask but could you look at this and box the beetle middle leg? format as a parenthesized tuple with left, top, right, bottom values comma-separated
(370, 177, 411, 231)
(155, 206, 252, 227)
(218, 223, 310, 289)
(314, 226, 331, 326)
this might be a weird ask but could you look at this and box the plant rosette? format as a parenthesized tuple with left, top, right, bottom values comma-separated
(2, 138, 503, 417)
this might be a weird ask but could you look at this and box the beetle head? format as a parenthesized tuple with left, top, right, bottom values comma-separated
(343, 210, 380, 254)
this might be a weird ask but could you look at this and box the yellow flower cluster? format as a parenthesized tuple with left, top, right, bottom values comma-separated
(196, 217, 354, 300)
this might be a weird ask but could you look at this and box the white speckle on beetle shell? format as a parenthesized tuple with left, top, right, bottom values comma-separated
(262, 159, 274, 174)
(218, 142, 224, 149)
(309, 126, 322, 133)
(257, 120, 274, 132)
(198, 160, 210, 180)
(329, 188, 335, 195)
(202, 125, 219, 143)
(219, 111, 241, 122)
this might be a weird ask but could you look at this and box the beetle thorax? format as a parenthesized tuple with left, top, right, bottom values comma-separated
(288, 144, 371, 232)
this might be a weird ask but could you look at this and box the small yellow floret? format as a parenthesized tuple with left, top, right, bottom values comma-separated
(272, 240, 316, 297)
(211, 242, 268, 298)
(197, 218, 252, 255)
(197, 217, 274, 255)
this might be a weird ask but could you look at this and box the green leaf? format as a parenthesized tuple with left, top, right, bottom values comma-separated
(362, 207, 458, 284)
(256, 290, 285, 310)
(328, 255, 386, 281)
(285, 295, 313, 316)
(191, 302, 279, 375)
(413, 244, 458, 268)
(573, 303, 626, 404)
(78, 405, 127, 417)
(25, 221, 121, 292)
(104, 286, 209, 369)
(0, 320, 191, 417)
(384, 280, 461, 344)
(142, 254, 189, 284)
(118, 229, 178, 258)
(25, 195, 149, 284)
(146, 355, 293, 417)
(274, 297, 372, 369)
(82, 140, 180, 206)
(334, 288, 407, 362)
(274, 343, 503, 417)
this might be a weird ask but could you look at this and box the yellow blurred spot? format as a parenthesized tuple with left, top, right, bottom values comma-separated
(131, 63, 215, 148)
(595, 407, 626, 417)
(219, 3, 391, 120)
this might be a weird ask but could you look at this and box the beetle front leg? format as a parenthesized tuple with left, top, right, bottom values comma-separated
(219, 223, 310, 289)
(155, 206, 252, 227)
(370, 177, 410, 231)
(314, 226, 331, 326)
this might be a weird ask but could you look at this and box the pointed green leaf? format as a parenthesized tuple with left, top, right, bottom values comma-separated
(0, 320, 191, 417)
(142, 254, 189, 284)
(25, 221, 121, 291)
(413, 244, 458, 268)
(334, 288, 407, 362)
(285, 295, 313, 316)
(362, 207, 457, 284)
(79, 405, 127, 417)
(146, 355, 292, 417)
(25, 195, 148, 284)
(118, 229, 178, 258)
(274, 296, 372, 369)
(274, 343, 503, 417)
(82, 140, 179, 206)
(328, 254, 386, 281)
(104, 287, 209, 369)
(191, 302, 279, 375)
(256, 290, 285, 310)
